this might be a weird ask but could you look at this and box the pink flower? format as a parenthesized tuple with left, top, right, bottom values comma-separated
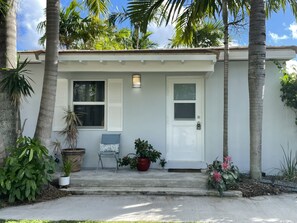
(224, 156, 232, 163)
(213, 171, 222, 182)
(222, 161, 229, 170)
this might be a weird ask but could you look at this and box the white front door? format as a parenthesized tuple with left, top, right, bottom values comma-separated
(166, 77, 205, 168)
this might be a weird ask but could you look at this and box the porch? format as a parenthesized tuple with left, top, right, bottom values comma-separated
(60, 168, 242, 197)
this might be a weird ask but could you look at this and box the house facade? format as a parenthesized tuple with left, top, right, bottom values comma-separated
(20, 47, 297, 173)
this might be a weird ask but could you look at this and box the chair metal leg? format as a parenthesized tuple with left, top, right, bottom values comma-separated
(98, 154, 104, 169)
(114, 153, 119, 172)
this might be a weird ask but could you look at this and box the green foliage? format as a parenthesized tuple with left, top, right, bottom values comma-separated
(170, 20, 224, 48)
(159, 158, 167, 168)
(118, 154, 137, 169)
(134, 138, 161, 162)
(278, 61, 297, 124)
(60, 109, 82, 149)
(279, 145, 297, 181)
(0, 137, 55, 203)
(62, 159, 72, 177)
(118, 138, 162, 169)
(0, 56, 34, 107)
(38, 2, 157, 50)
(207, 156, 240, 196)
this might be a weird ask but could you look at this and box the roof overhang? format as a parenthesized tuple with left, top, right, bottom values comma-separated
(18, 46, 297, 72)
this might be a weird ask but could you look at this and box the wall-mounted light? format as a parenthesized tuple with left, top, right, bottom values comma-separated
(132, 74, 141, 88)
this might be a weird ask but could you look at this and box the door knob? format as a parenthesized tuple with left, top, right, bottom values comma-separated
(196, 121, 201, 130)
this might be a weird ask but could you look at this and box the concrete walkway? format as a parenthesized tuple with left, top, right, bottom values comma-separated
(1, 194, 297, 222)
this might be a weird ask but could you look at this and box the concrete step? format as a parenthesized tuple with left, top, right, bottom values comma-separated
(61, 186, 242, 197)
(68, 169, 208, 189)
(70, 176, 208, 188)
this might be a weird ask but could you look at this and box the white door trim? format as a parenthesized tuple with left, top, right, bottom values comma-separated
(166, 76, 205, 169)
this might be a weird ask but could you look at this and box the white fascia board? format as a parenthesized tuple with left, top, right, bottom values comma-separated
(219, 49, 296, 61)
(18, 53, 42, 63)
(57, 53, 217, 63)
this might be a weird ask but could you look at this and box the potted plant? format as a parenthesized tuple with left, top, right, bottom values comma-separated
(60, 109, 85, 172)
(59, 159, 72, 187)
(119, 138, 162, 171)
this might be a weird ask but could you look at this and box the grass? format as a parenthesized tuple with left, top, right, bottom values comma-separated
(0, 221, 164, 223)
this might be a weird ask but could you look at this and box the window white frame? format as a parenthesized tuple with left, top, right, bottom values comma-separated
(71, 79, 107, 129)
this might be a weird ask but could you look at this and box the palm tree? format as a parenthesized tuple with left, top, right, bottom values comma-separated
(109, 7, 158, 49)
(34, 0, 110, 149)
(248, 0, 266, 180)
(247, 0, 297, 179)
(170, 20, 224, 48)
(0, 56, 34, 138)
(0, 0, 17, 164)
(34, 0, 60, 149)
(38, 0, 84, 49)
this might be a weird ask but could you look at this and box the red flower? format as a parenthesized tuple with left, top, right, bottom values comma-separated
(224, 156, 232, 163)
(222, 161, 229, 170)
(213, 171, 222, 182)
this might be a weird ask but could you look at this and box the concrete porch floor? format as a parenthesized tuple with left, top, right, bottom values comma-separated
(60, 168, 242, 197)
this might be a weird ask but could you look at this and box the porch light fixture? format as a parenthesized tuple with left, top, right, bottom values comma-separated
(132, 74, 141, 88)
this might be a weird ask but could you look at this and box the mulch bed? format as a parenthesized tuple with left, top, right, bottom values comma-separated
(0, 182, 70, 209)
(237, 177, 281, 197)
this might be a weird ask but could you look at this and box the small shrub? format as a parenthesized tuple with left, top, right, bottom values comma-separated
(0, 136, 55, 203)
(207, 156, 240, 196)
(277, 61, 297, 125)
(118, 154, 137, 169)
(159, 158, 167, 168)
(279, 145, 297, 181)
(119, 138, 162, 169)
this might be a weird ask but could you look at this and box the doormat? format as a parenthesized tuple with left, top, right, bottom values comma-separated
(168, 169, 201, 173)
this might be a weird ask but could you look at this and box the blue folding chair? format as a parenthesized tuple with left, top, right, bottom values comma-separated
(97, 134, 121, 171)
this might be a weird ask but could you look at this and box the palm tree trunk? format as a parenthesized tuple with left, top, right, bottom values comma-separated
(34, 0, 60, 150)
(0, 0, 17, 165)
(222, 0, 229, 158)
(248, 0, 266, 180)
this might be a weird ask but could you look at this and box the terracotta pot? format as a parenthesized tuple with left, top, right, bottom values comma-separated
(137, 157, 151, 171)
(62, 148, 85, 172)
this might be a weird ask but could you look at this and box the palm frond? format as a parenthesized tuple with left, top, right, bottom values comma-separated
(0, 56, 34, 107)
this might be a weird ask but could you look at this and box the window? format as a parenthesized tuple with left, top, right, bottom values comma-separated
(73, 81, 105, 128)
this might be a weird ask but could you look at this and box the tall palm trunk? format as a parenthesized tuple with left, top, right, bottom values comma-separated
(34, 0, 60, 150)
(248, 0, 266, 180)
(222, 0, 229, 158)
(0, 0, 17, 165)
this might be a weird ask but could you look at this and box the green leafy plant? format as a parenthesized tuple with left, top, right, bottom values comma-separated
(159, 158, 167, 168)
(0, 137, 55, 203)
(207, 156, 240, 196)
(277, 61, 297, 125)
(279, 145, 297, 181)
(60, 108, 82, 149)
(118, 138, 162, 169)
(62, 159, 72, 177)
(0, 56, 34, 137)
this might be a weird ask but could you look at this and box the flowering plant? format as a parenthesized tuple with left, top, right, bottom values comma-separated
(207, 156, 240, 196)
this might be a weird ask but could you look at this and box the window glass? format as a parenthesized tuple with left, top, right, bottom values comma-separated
(73, 81, 105, 128)
(74, 105, 104, 127)
(73, 81, 104, 102)
(174, 84, 196, 100)
(174, 103, 195, 120)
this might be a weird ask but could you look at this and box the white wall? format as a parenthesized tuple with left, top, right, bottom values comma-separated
(21, 60, 297, 173)
(206, 61, 297, 174)
(20, 63, 44, 137)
